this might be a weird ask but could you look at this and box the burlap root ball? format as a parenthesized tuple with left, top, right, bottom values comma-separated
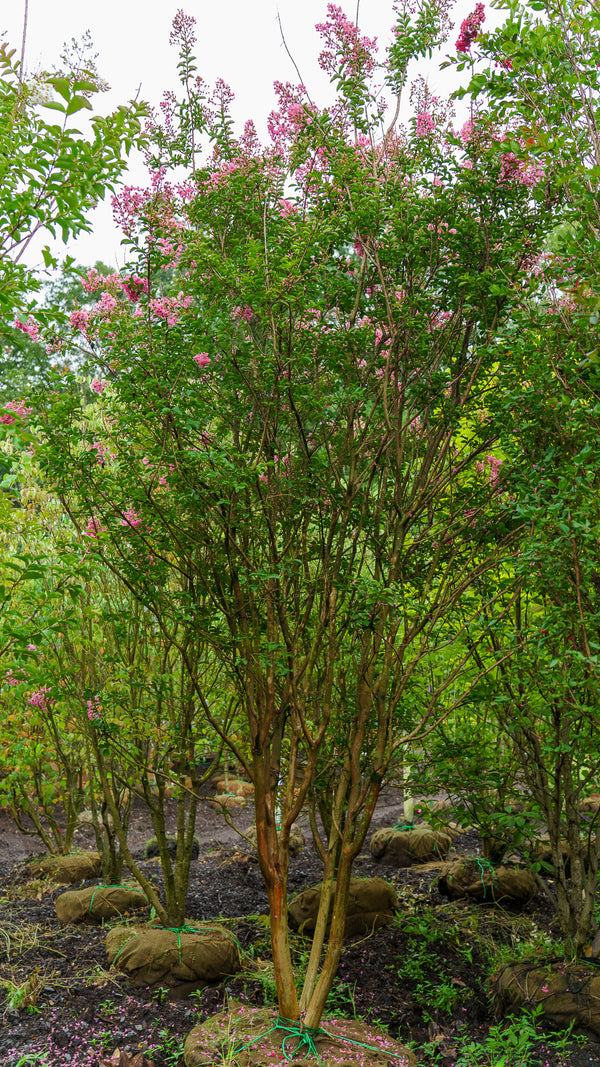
(532, 837, 573, 875)
(579, 793, 600, 814)
(370, 825, 451, 866)
(214, 778, 254, 797)
(105, 922, 241, 990)
(30, 852, 102, 884)
(247, 822, 305, 856)
(55, 885, 149, 924)
(144, 835, 200, 861)
(183, 1000, 417, 1067)
(494, 960, 600, 1036)
(289, 877, 399, 938)
(438, 860, 537, 905)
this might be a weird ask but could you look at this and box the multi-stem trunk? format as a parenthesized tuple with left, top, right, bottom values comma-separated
(253, 743, 299, 1021)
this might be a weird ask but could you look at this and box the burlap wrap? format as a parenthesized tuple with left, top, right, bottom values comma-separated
(247, 823, 305, 856)
(214, 778, 254, 797)
(183, 1000, 417, 1067)
(370, 825, 451, 866)
(105, 923, 241, 989)
(30, 852, 102, 884)
(494, 960, 600, 1035)
(438, 860, 537, 905)
(55, 885, 149, 924)
(288, 877, 399, 938)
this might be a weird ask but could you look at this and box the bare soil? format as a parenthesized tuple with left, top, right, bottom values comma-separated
(1, 790, 599, 1067)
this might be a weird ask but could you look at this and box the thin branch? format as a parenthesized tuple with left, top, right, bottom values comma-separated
(19, 0, 29, 82)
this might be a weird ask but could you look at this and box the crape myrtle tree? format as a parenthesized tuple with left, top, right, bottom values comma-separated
(28, 1, 558, 1028)
(0, 440, 225, 906)
(451, 0, 600, 955)
(468, 309, 600, 955)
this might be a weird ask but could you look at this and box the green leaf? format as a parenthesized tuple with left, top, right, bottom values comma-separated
(66, 96, 93, 116)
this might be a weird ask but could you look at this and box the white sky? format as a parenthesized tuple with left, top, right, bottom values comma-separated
(2, 0, 499, 270)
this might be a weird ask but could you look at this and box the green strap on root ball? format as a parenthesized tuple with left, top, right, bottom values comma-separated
(278, 1016, 323, 1062)
(475, 858, 497, 900)
(87, 883, 146, 914)
(233, 1013, 412, 1063)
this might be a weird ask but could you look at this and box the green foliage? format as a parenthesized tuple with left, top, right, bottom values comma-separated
(0, 40, 146, 322)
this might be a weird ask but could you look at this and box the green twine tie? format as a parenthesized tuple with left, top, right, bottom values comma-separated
(87, 883, 145, 914)
(278, 1016, 323, 1063)
(233, 1013, 412, 1062)
(475, 858, 497, 900)
(158, 922, 242, 964)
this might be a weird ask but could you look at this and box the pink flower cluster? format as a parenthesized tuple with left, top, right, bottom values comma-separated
(148, 293, 193, 326)
(316, 4, 377, 79)
(0, 399, 33, 425)
(86, 695, 102, 722)
(70, 308, 91, 334)
(499, 152, 544, 187)
(456, 4, 485, 53)
(170, 8, 197, 49)
(120, 505, 143, 531)
(416, 112, 435, 138)
(91, 378, 108, 394)
(193, 352, 211, 368)
(94, 291, 119, 317)
(477, 453, 503, 487)
(268, 81, 309, 150)
(28, 686, 51, 712)
(122, 274, 149, 303)
(83, 517, 103, 538)
(14, 316, 40, 341)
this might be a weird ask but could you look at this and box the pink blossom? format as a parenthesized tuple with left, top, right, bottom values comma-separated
(27, 644, 37, 652)
(5, 669, 22, 685)
(170, 9, 197, 49)
(81, 268, 122, 294)
(122, 274, 149, 303)
(193, 352, 212, 369)
(112, 185, 152, 237)
(86, 695, 103, 722)
(268, 82, 309, 149)
(499, 152, 544, 187)
(316, 4, 377, 79)
(476, 453, 503, 487)
(277, 199, 297, 217)
(93, 291, 119, 317)
(91, 378, 108, 394)
(456, 4, 485, 53)
(28, 686, 51, 712)
(14, 316, 40, 341)
(416, 112, 435, 138)
(232, 305, 254, 323)
(460, 119, 475, 146)
(120, 505, 143, 531)
(70, 308, 91, 334)
(83, 517, 103, 538)
(148, 294, 193, 326)
(81, 267, 104, 293)
(0, 399, 33, 425)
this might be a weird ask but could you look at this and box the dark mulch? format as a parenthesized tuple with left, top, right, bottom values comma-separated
(0, 797, 598, 1067)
